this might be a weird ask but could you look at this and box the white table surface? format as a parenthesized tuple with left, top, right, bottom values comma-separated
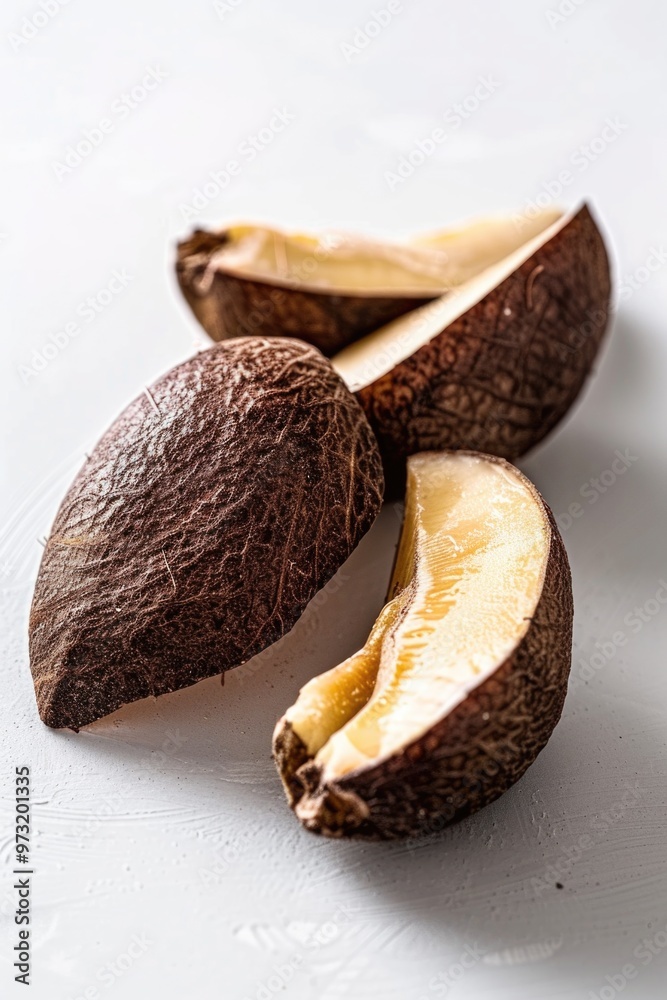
(2, 1, 667, 997)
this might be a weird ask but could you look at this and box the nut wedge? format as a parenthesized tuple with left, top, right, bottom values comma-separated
(333, 204, 611, 493)
(274, 451, 573, 839)
(175, 212, 560, 355)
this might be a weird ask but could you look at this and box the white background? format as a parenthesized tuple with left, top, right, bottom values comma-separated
(1, 1, 667, 998)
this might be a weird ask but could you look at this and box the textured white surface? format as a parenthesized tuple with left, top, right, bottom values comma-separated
(1, 1, 667, 998)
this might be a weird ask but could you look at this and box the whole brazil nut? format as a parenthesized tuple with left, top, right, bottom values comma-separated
(29, 338, 384, 729)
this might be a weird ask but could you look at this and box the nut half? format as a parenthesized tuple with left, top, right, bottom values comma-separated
(175, 212, 560, 355)
(333, 204, 611, 493)
(273, 451, 573, 839)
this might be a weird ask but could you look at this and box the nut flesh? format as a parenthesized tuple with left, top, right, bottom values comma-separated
(332, 210, 572, 389)
(180, 211, 561, 297)
(274, 452, 573, 838)
(284, 453, 549, 779)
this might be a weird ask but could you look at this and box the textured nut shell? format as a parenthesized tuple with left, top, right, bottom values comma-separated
(357, 205, 611, 494)
(274, 458, 573, 840)
(29, 338, 384, 729)
(176, 229, 434, 356)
